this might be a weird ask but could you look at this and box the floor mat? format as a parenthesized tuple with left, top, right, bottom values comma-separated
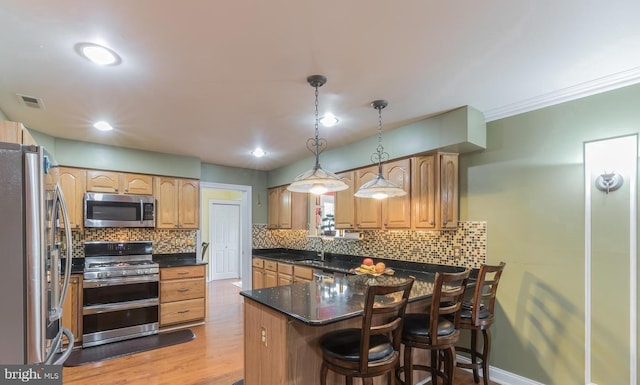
(63, 329, 195, 367)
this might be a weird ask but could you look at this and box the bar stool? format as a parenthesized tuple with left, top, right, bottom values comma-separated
(398, 269, 470, 385)
(456, 262, 506, 385)
(320, 277, 415, 385)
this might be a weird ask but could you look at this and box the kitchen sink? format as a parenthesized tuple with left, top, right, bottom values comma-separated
(297, 259, 325, 267)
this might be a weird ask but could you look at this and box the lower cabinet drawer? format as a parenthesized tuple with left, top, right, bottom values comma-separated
(161, 278, 205, 302)
(160, 298, 205, 326)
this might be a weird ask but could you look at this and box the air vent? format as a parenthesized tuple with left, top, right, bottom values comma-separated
(17, 94, 45, 110)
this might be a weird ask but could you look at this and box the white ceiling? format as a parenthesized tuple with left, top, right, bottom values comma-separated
(1, 1, 640, 171)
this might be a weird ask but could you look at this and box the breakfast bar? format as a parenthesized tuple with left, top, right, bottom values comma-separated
(240, 267, 461, 385)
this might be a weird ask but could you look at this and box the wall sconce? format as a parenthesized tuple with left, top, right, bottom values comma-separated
(595, 171, 623, 194)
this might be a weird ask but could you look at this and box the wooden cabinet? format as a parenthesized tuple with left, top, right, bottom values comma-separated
(264, 260, 278, 288)
(354, 159, 411, 229)
(439, 153, 459, 229)
(155, 177, 200, 229)
(0, 120, 36, 145)
(58, 167, 86, 230)
(86, 170, 153, 195)
(382, 158, 411, 229)
(252, 258, 265, 289)
(334, 171, 356, 229)
(293, 266, 314, 284)
(267, 188, 280, 229)
(267, 186, 307, 230)
(160, 265, 206, 329)
(253, 259, 315, 287)
(61, 274, 82, 346)
(277, 263, 293, 286)
(355, 166, 382, 229)
(411, 153, 458, 230)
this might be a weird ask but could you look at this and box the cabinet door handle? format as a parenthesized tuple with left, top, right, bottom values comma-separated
(115, 188, 119, 192)
(177, 288, 190, 292)
(177, 272, 189, 275)
(177, 310, 190, 314)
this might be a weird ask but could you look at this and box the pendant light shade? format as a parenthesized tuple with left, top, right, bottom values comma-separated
(354, 100, 407, 200)
(287, 75, 348, 194)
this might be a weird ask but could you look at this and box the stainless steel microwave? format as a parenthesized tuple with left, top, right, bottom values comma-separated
(84, 193, 155, 228)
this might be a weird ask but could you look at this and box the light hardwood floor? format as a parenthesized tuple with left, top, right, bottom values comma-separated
(62, 279, 498, 385)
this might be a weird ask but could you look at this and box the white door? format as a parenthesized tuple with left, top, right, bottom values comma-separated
(209, 202, 240, 280)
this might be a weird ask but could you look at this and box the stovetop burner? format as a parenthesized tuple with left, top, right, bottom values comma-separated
(88, 260, 156, 269)
(83, 241, 159, 280)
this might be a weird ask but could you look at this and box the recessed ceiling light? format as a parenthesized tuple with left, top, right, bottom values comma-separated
(319, 113, 339, 127)
(93, 121, 113, 131)
(251, 148, 266, 158)
(75, 42, 121, 66)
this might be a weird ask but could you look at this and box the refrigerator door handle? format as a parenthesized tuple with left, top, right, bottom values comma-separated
(54, 183, 73, 317)
(44, 327, 74, 365)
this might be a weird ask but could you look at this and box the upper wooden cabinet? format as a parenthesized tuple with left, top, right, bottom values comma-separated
(411, 152, 459, 230)
(58, 167, 87, 230)
(382, 158, 411, 229)
(0, 121, 36, 145)
(439, 153, 459, 229)
(155, 177, 200, 229)
(86, 170, 153, 195)
(353, 159, 412, 230)
(334, 171, 355, 229)
(355, 166, 382, 229)
(267, 186, 307, 230)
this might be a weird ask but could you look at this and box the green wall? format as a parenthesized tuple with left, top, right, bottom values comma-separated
(460, 82, 640, 384)
(53, 138, 201, 178)
(200, 163, 268, 224)
(268, 105, 486, 187)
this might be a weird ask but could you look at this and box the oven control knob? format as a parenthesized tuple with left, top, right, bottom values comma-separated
(97, 272, 102, 278)
(137, 270, 143, 275)
(121, 271, 126, 276)
(105, 272, 111, 277)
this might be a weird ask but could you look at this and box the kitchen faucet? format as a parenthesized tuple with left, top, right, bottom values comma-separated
(317, 238, 326, 261)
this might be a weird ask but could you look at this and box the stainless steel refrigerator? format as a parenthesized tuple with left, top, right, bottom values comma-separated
(0, 142, 74, 364)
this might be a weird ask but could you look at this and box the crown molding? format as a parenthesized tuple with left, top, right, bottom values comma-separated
(484, 66, 640, 122)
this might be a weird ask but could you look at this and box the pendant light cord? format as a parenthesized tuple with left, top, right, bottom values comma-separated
(313, 83, 321, 168)
(372, 102, 389, 175)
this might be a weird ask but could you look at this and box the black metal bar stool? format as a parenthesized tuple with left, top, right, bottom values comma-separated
(456, 262, 506, 385)
(319, 277, 415, 385)
(397, 269, 470, 385)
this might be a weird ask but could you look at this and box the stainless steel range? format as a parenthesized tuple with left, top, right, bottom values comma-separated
(82, 241, 159, 347)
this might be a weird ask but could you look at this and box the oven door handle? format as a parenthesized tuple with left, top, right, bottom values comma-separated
(83, 275, 159, 288)
(83, 298, 159, 315)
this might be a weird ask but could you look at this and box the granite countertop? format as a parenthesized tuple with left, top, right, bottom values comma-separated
(153, 252, 206, 268)
(252, 248, 473, 277)
(240, 270, 440, 326)
(245, 248, 475, 326)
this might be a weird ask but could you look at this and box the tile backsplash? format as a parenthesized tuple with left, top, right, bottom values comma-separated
(252, 221, 487, 268)
(70, 228, 197, 257)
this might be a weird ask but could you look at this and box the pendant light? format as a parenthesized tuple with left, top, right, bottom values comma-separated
(354, 100, 407, 199)
(287, 75, 348, 195)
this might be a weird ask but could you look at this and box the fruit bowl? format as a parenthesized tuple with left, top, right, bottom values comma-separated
(351, 266, 395, 276)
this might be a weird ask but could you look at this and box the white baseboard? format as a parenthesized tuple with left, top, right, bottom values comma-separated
(457, 355, 545, 385)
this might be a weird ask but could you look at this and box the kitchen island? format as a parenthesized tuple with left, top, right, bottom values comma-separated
(240, 265, 462, 385)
